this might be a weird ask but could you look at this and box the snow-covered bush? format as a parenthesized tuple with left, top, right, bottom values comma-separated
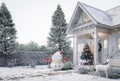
(78, 67, 95, 74)
(62, 61, 73, 70)
(30, 59, 36, 68)
(109, 73, 120, 79)
(95, 71, 107, 77)
(87, 67, 96, 75)
(108, 68, 120, 79)
(8, 59, 16, 67)
(78, 67, 89, 74)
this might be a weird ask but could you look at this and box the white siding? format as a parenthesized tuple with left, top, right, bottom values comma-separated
(108, 32, 120, 59)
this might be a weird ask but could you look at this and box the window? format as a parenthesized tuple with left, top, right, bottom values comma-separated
(104, 40, 107, 49)
(104, 40, 107, 57)
(82, 14, 88, 23)
(118, 38, 120, 49)
(78, 44, 84, 54)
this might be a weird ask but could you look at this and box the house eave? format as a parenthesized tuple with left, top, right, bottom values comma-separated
(66, 2, 80, 35)
(96, 23, 120, 29)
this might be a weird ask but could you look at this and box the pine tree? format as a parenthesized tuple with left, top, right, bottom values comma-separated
(48, 5, 71, 56)
(0, 3, 17, 66)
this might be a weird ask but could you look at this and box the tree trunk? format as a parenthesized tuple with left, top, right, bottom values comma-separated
(4, 54, 8, 67)
(4, 41, 8, 67)
(58, 25, 61, 51)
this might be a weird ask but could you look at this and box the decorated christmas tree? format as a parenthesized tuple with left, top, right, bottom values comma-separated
(80, 44, 93, 65)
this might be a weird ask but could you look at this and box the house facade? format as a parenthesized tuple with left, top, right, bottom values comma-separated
(66, 2, 120, 66)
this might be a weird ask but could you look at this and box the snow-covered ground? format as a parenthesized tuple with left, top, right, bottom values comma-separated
(0, 65, 119, 81)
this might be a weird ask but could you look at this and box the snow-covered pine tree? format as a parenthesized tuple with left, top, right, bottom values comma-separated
(0, 3, 17, 66)
(47, 5, 71, 56)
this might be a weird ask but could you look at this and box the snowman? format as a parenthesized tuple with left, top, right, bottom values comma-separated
(51, 51, 64, 70)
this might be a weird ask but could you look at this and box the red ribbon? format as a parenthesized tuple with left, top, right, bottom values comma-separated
(64, 57, 68, 62)
(45, 57, 51, 62)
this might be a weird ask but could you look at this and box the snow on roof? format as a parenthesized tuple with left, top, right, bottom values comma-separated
(66, 2, 120, 34)
(79, 2, 120, 26)
(107, 6, 120, 26)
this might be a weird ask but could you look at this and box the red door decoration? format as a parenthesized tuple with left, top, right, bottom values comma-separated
(64, 57, 68, 62)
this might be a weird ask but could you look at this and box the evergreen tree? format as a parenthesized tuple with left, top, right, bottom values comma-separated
(26, 41, 40, 51)
(0, 3, 17, 66)
(40, 45, 48, 51)
(48, 5, 71, 56)
(18, 41, 40, 51)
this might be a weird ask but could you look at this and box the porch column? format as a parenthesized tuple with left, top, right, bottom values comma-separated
(73, 35, 78, 66)
(94, 28, 99, 65)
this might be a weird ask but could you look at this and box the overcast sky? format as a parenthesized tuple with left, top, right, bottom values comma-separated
(0, 0, 120, 46)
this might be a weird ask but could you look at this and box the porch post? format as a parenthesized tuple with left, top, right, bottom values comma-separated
(73, 35, 78, 66)
(94, 27, 99, 65)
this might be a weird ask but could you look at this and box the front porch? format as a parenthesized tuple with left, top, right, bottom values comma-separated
(66, 2, 120, 67)
(73, 24, 110, 66)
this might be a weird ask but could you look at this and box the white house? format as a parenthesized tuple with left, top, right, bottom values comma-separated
(66, 2, 120, 66)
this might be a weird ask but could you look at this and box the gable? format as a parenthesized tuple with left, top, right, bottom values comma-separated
(81, 3, 112, 26)
(76, 12, 91, 26)
(71, 7, 92, 27)
(66, 2, 96, 34)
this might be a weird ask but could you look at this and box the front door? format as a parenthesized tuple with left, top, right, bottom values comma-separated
(90, 40, 102, 64)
